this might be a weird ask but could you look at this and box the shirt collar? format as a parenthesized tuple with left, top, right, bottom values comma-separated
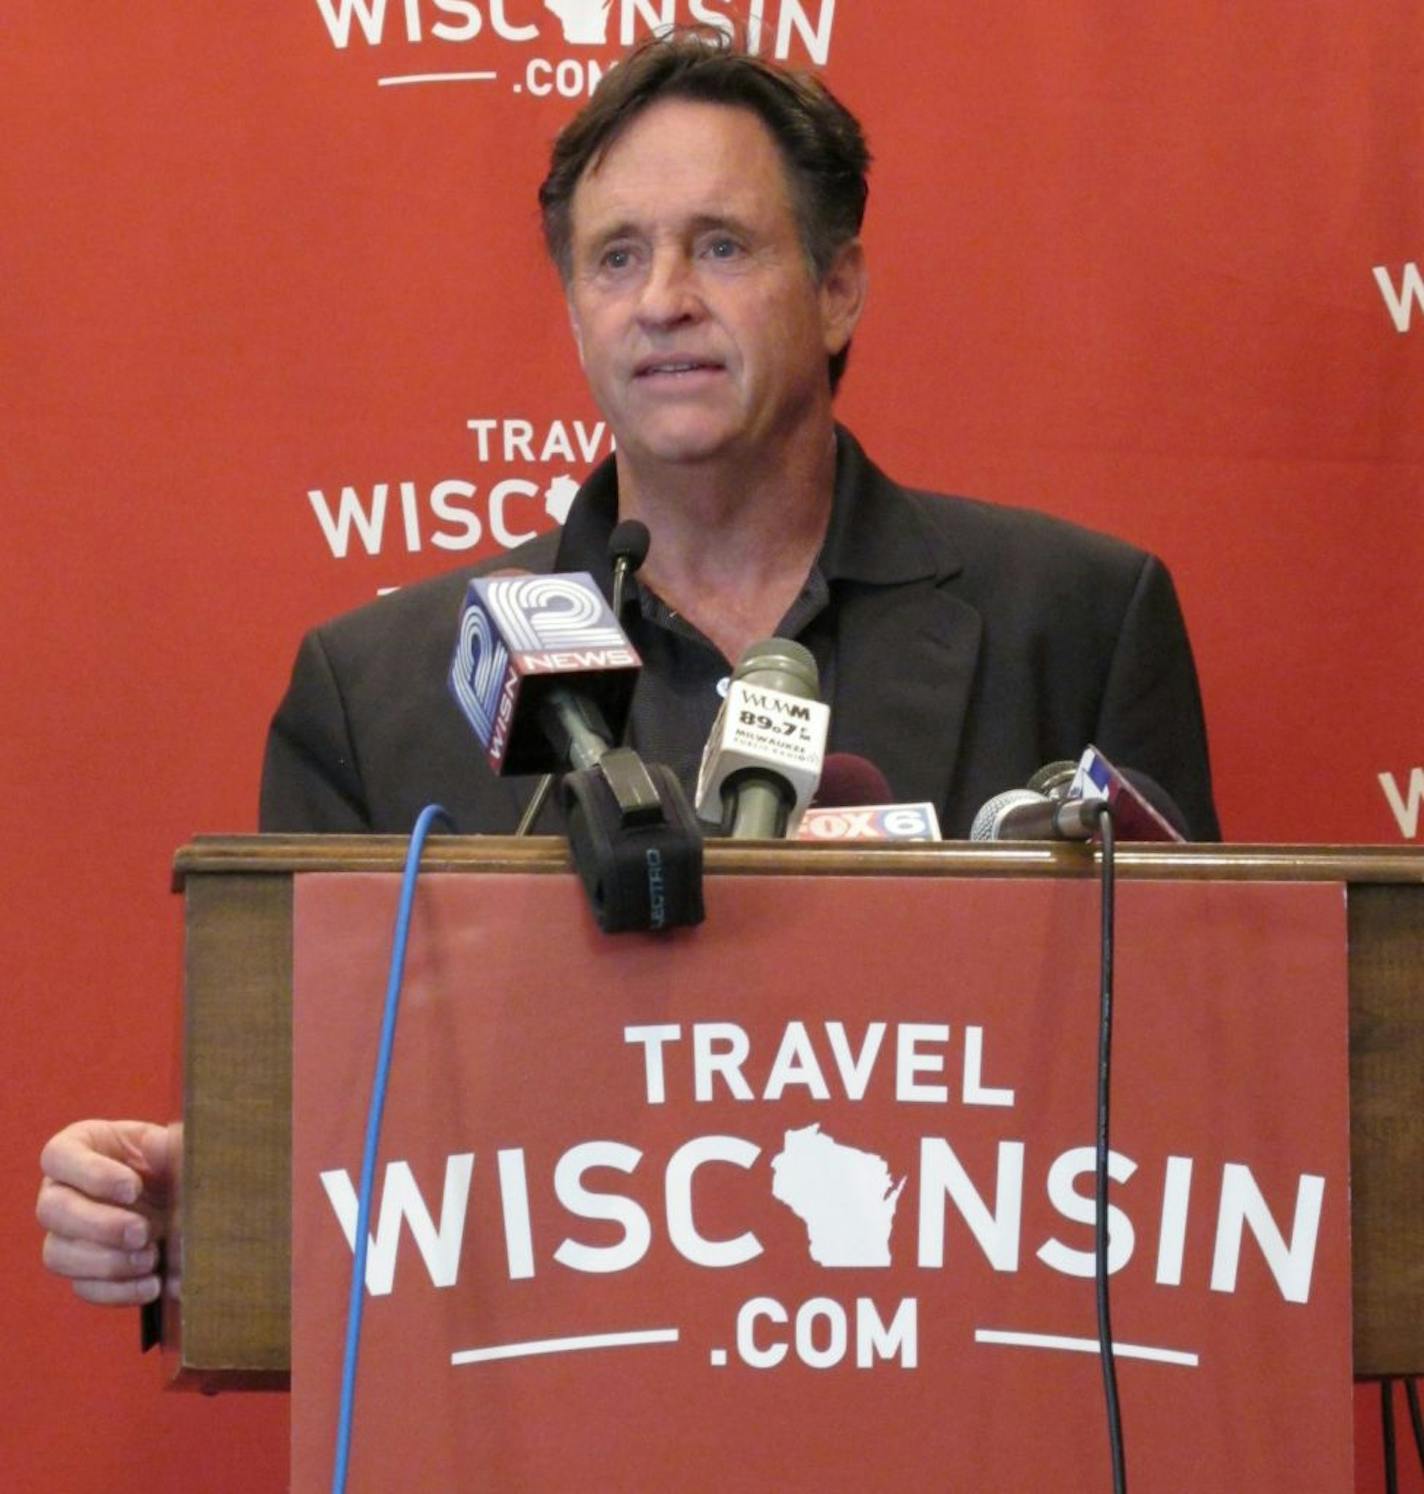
(553, 424, 957, 590)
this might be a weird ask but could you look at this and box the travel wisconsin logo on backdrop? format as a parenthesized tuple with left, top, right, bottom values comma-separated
(305, 415, 614, 589)
(314, 0, 842, 96)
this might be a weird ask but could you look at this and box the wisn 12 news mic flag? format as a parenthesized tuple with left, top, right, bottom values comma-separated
(449, 573, 639, 776)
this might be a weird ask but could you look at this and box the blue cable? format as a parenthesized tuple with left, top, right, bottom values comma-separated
(332, 803, 453, 1494)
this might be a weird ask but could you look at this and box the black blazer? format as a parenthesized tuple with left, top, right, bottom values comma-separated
(260, 431, 1218, 840)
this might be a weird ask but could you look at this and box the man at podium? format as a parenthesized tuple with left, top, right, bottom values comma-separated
(36, 28, 1215, 1310)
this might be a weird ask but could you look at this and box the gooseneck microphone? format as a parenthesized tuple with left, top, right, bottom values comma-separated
(695, 638, 829, 839)
(609, 519, 651, 617)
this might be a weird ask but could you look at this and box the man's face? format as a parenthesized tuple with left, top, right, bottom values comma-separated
(564, 99, 864, 470)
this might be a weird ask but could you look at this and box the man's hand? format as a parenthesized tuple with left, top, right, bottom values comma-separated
(37, 1119, 174, 1306)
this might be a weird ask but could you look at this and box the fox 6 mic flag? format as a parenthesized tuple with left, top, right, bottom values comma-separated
(695, 678, 830, 835)
(796, 803, 942, 842)
(448, 572, 640, 776)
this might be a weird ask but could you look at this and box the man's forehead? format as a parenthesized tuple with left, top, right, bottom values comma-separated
(569, 98, 796, 237)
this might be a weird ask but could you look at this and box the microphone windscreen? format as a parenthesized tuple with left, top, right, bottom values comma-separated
(732, 637, 819, 698)
(813, 753, 893, 808)
(969, 788, 1047, 841)
(608, 519, 651, 571)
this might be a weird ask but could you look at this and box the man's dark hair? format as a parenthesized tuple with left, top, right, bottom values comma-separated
(538, 28, 871, 392)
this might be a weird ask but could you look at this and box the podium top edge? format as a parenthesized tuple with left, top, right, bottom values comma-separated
(170, 836, 1424, 890)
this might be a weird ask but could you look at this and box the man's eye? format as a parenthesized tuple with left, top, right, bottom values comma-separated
(706, 237, 743, 259)
(600, 246, 633, 271)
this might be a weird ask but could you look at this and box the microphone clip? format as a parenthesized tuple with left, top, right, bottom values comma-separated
(561, 748, 705, 934)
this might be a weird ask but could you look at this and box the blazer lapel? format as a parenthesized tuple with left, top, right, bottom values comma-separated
(831, 582, 981, 812)
(823, 431, 982, 814)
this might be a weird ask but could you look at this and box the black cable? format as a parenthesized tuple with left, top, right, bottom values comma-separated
(1094, 802, 1126, 1494)
(1382, 1378, 1399, 1494)
(1406, 1379, 1424, 1474)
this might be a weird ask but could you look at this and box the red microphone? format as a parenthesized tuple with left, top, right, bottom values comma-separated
(812, 753, 893, 807)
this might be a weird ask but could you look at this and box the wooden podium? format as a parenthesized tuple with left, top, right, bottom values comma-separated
(166, 837, 1423, 1392)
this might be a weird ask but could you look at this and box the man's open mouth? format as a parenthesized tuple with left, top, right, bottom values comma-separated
(635, 359, 723, 377)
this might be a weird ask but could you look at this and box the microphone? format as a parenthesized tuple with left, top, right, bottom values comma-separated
(608, 520, 650, 617)
(813, 753, 893, 807)
(448, 570, 703, 931)
(796, 753, 942, 842)
(969, 746, 1187, 843)
(695, 638, 830, 839)
(970, 788, 1101, 842)
(449, 571, 639, 777)
(515, 523, 651, 837)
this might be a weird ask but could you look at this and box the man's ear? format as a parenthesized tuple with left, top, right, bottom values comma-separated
(819, 239, 868, 357)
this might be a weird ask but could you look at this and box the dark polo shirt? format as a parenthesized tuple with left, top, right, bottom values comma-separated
(545, 437, 877, 792)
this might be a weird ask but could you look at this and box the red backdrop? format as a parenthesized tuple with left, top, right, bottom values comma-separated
(5, 2, 1420, 1489)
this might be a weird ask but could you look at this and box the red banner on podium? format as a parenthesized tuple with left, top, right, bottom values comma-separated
(292, 874, 1352, 1491)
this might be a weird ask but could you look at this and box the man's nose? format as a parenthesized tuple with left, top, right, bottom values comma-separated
(636, 249, 702, 327)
